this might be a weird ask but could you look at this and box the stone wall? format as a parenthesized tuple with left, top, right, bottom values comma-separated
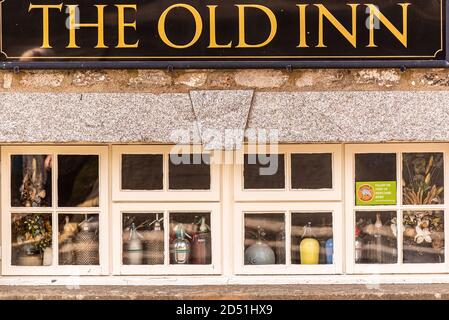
(2, 68, 449, 92)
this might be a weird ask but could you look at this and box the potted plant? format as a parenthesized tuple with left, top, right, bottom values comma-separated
(13, 214, 52, 266)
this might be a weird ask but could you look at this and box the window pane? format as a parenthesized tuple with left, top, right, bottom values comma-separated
(244, 213, 284, 265)
(169, 213, 211, 265)
(403, 211, 444, 263)
(169, 154, 211, 190)
(122, 213, 164, 265)
(291, 154, 332, 189)
(58, 155, 99, 207)
(11, 213, 52, 266)
(244, 154, 285, 189)
(291, 212, 333, 265)
(355, 211, 398, 264)
(355, 153, 397, 206)
(58, 214, 99, 265)
(11, 155, 52, 207)
(403, 153, 444, 205)
(121, 154, 163, 190)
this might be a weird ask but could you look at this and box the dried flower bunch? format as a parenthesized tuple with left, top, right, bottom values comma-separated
(403, 211, 443, 247)
(403, 153, 444, 205)
(14, 214, 52, 253)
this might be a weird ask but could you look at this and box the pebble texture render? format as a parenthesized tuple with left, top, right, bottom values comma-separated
(0, 90, 448, 147)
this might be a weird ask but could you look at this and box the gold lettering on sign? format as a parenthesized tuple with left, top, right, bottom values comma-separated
(66, 4, 107, 49)
(367, 3, 410, 47)
(28, 3, 63, 49)
(207, 5, 232, 48)
(297, 4, 309, 48)
(235, 4, 277, 48)
(158, 4, 203, 49)
(315, 4, 359, 48)
(115, 4, 139, 48)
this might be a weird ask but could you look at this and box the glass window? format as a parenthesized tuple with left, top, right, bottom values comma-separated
(169, 212, 212, 265)
(122, 212, 164, 265)
(11, 155, 52, 207)
(403, 210, 444, 263)
(58, 155, 99, 207)
(244, 213, 284, 265)
(355, 153, 397, 206)
(291, 154, 332, 189)
(58, 214, 99, 265)
(291, 212, 333, 265)
(3, 147, 108, 275)
(349, 145, 448, 273)
(169, 154, 211, 190)
(402, 153, 444, 205)
(11, 213, 52, 266)
(121, 154, 163, 191)
(355, 211, 397, 264)
(243, 154, 285, 189)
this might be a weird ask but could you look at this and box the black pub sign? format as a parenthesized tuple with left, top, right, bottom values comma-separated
(0, 0, 447, 68)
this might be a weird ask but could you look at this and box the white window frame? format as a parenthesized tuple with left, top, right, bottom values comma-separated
(234, 144, 342, 202)
(345, 143, 449, 274)
(112, 202, 221, 275)
(234, 202, 343, 275)
(111, 145, 222, 275)
(232, 144, 343, 275)
(1, 146, 109, 275)
(112, 145, 220, 202)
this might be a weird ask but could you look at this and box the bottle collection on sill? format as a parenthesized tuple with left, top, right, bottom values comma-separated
(244, 219, 334, 266)
(123, 214, 212, 265)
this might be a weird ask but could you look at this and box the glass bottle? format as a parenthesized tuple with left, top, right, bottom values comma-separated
(275, 226, 286, 264)
(299, 222, 320, 264)
(170, 224, 191, 264)
(145, 214, 164, 265)
(244, 226, 275, 265)
(354, 226, 363, 263)
(374, 213, 383, 263)
(191, 216, 211, 264)
(126, 222, 143, 265)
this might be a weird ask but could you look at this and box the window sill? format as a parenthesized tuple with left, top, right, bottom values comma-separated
(0, 284, 448, 300)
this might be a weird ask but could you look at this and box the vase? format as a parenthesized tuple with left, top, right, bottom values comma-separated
(43, 247, 52, 266)
(17, 244, 42, 266)
(74, 221, 99, 265)
(325, 238, 333, 264)
(170, 224, 191, 264)
(125, 223, 143, 265)
(244, 241, 275, 265)
(191, 217, 211, 264)
(299, 222, 320, 264)
(144, 216, 164, 265)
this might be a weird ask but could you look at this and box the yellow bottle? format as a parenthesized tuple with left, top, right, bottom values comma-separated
(300, 222, 320, 264)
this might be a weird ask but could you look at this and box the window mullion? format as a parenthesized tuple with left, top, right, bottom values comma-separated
(285, 211, 292, 266)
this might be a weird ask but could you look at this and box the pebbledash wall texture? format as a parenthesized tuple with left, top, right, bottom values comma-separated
(1, 68, 449, 145)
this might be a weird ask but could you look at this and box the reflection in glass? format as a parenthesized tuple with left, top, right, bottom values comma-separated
(169, 213, 211, 265)
(403, 153, 444, 205)
(291, 153, 332, 189)
(355, 211, 397, 264)
(121, 154, 163, 190)
(291, 213, 333, 265)
(403, 211, 444, 263)
(58, 214, 99, 265)
(244, 213, 284, 265)
(58, 155, 99, 207)
(11, 155, 52, 207)
(244, 154, 285, 189)
(11, 213, 52, 266)
(169, 154, 211, 190)
(122, 213, 164, 265)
